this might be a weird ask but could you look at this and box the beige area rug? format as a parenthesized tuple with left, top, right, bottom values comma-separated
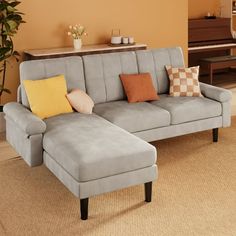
(0, 119, 236, 236)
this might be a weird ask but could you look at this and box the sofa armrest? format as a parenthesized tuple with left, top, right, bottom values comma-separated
(200, 83, 232, 127)
(200, 82, 232, 102)
(3, 102, 46, 135)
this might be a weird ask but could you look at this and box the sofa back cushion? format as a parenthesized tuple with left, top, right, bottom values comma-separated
(20, 57, 85, 108)
(83, 52, 138, 104)
(136, 47, 185, 94)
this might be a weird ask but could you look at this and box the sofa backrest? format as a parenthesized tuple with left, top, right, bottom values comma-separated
(83, 51, 138, 104)
(136, 47, 185, 94)
(19, 47, 185, 107)
(19, 56, 85, 107)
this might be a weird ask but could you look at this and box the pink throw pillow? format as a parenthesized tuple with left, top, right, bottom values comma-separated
(66, 89, 94, 114)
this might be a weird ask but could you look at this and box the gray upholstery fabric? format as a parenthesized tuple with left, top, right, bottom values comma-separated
(134, 116, 222, 142)
(200, 82, 232, 102)
(4, 47, 232, 204)
(3, 102, 46, 135)
(136, 47, 185, 94)
(83, 52, 138, 104)
(199, 82, 232, 127)
(43, 112, 157, 182)
(44, 151, 157, 199)
(5, 117, 43, 166)
(17, 85, 22, 103)
(222, 101, 231, 127)
(151, 94, 222, 125)
(94, 100, 170, 133)
(20, 56, 85, 107)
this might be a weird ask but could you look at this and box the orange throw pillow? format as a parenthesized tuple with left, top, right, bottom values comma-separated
(120, 73, 159, 103)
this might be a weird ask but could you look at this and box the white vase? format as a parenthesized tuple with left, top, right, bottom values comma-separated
(73, 38, 82, 50)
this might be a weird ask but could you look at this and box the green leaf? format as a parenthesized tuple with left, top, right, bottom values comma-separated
(0, 2, 7, 11)
(2, 88, 11, 94)
(0, 53, 11, 61)
(7, 6, 16, 13)
(0, 0, 24, 66)
(7, 14, 23, 21)
(0, 86, 11, 94)
(4, 22, 10, 32)
(5, 39, 13, 48)
(9, 1, 21, 8)
(0, 46, 11, 56)
(1, 34, 7, 43)
(7, 20, 18, 30)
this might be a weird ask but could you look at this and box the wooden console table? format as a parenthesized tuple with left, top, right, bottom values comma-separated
(201, 55, 236, 84)
(24, 43, 147, 61)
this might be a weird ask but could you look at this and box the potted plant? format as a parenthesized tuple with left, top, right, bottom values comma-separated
(0, 0, 24, 132)
(67, 24, 87, 50)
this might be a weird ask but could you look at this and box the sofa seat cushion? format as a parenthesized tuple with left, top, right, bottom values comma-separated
(151, 94, 222, 125)
(43, 113, 156, 182)
(93, 101, 170, 133)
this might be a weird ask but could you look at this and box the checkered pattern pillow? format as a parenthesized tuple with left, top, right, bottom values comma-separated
(165, 65, 202, 97)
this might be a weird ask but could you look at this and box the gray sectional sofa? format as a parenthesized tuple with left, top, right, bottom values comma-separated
(3, 47, 232, 220)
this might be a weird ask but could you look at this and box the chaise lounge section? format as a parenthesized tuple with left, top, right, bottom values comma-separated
(3, 47, 232, 220)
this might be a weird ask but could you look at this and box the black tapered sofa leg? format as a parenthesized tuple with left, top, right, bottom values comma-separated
(213, 128, 218, 142)
(80, 198, 89, 220)
(145, 182, 152, 202)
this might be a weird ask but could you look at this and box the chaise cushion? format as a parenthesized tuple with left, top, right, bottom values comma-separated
(151, 94, 222, 125)
(43, 113, 157, 182)
(93, 101, 170, 133)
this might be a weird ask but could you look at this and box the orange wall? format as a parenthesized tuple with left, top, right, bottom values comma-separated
(2, 0, 188, 103)
(189, 0, 221, 19)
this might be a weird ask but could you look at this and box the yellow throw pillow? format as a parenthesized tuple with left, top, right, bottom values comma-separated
(23, 75, 73, 119)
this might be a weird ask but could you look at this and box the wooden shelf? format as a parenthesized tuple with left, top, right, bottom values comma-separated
(24, 43, 147, 61)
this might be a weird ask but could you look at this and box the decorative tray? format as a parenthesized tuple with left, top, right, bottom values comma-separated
(108, 43, 136, 47)
(204, 16, 216, 19)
